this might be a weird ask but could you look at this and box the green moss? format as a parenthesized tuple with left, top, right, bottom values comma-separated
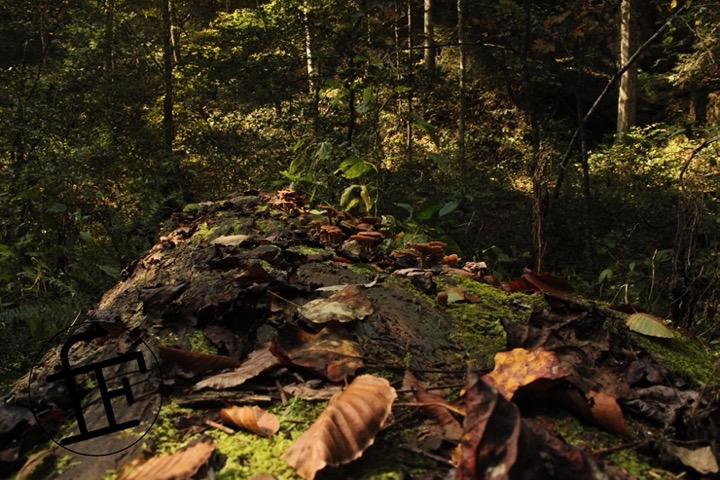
(439, 277, 540, 368)
(631, 333, 717, 385)
(56, 454, 79, 475)
(254, 218, 285, 234)
(143, 402, 195, 454)
(191, 222, 216, 243)
(287, 245, 327, 256)
(189, 330, 217, 354)
(607, 449, 674, 479)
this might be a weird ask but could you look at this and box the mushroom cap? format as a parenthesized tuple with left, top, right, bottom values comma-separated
(407, 242, 445, 254)
(356, 230, 384, 240)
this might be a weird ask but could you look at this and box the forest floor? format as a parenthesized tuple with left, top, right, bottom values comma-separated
(1, 190, 718, 480)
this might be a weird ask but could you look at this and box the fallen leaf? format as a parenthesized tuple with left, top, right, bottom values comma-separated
(220, 405, 280, 437)
(665, 443, 719, 475)
(298, 284, 373, 324)
(117, 441, 216, 480)
(271, 324, 364, 382)
(404, 371, 463, 440)
(159, 345, 241, 374)
(549, 388, 627, 436)
(210, 234, 255, 247)
(501, 272, 573, 296)
(232, 264, 273, 286)
(625, 312, 674, 338)
(194, 343, 280, 390)
(481, 348, 571, 400)
(283, 382, 343, 401)
(282, 374, 397, 480)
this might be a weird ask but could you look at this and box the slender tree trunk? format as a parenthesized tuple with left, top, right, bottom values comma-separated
(161, 0, 174, 156)
(303, 2, 319, 126)
(457, 0, 466, 176)
(576, 62, 593, 270)
(616, 0, 637, 138)
(406, 0, 413, 165)
(423, 0, 435, 72)
(103, 0, 114, 73)
(521, 0, 546, 272)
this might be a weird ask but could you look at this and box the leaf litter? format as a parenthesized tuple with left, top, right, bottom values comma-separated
(9, 190, 720, 480)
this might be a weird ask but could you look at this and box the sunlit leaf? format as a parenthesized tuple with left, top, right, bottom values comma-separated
(220, 405, 280, 437)
(282, 375, 397, 479)
(298, 284, 373, 324)
(625, 313, 674, 338)
(482, 348, 570, 400)
(117, 441, 216, 480)
(194, 343, 280, 390)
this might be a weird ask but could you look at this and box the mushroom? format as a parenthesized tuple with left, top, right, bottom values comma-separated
(319, 224, 345, 245)
(407, 241, 446, 268)
(349, 230, 384, 256)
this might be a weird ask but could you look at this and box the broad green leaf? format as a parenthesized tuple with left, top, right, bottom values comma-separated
(438, 201, 459, 218)
(314, 141, 333, 161)
(339, 185, 359, 210)
(359, 184, 371, 213)
(336, 157, 372, 179)
(416, 202, 441, 221)
(410, 113, 440, 147)
(625, 313, 674, 338)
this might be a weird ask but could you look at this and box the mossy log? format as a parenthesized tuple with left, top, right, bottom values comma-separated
(1, 191, 717, 480)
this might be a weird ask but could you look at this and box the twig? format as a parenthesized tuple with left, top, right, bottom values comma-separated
(204, 418, 235, 435)
(267, 290, 301, 309)
(591, 440, 643, 457)
(394, 401, 466, 417)
(554, 4, 688, 199)
(401, 445, 456, 467)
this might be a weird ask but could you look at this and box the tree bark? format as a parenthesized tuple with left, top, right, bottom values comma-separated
(303, 2, 319, 126)
(616, 0, 637, 138)
(102, 0, 114, 73)
(406, 0, 413, 165)
(457, 0, 466, 174)
(423, 0, 435, 72)
(161, 0, 174, 156)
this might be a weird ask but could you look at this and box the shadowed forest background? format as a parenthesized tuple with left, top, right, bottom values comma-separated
(0, 0, 719, 360)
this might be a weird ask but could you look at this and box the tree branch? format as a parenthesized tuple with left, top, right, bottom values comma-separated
(554, 5, 687, 200)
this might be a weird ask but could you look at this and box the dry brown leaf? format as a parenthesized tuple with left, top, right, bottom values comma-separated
(117, 441, 216, 480)
(481, 348, 570, 400)
(220, 405, 280, 437)
(282, 374, 397, 479)
(271, 324, 364, 382)
(404, 371, 463, 440)
(158, 345, 241, 374)
(298, 284, 373, 324)
(550, 388, 627, 436)
(194, 343, 280, 390)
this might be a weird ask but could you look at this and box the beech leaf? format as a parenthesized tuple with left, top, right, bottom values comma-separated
(625, 312, 674, 338)
(271, 324, 364, 382)
(117, 441, 216, 480)
(282, 374, 397, 479)
(482, 348, 571, 400)
(220, 405, 280, 437)
(194, 343, 280, 390)
(158, 345, 241, 374)
(404, 371, 463, 440)
(298, 284, 373, 324)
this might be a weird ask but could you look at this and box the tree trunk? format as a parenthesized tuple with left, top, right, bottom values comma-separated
(161, 0, 174, 156)
(423, 0, 435, 72)
(102, 0, 114, 73)
(457, 0, 466, 176)
(406, 0, 413, 165)
(303, 2, 319, 126)
(616, 0, 637, 138)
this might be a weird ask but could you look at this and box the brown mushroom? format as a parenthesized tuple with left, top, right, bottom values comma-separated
(319, 224, 345, 245)
(407, 242, 446, 268)
(349, 230, 384, 256)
